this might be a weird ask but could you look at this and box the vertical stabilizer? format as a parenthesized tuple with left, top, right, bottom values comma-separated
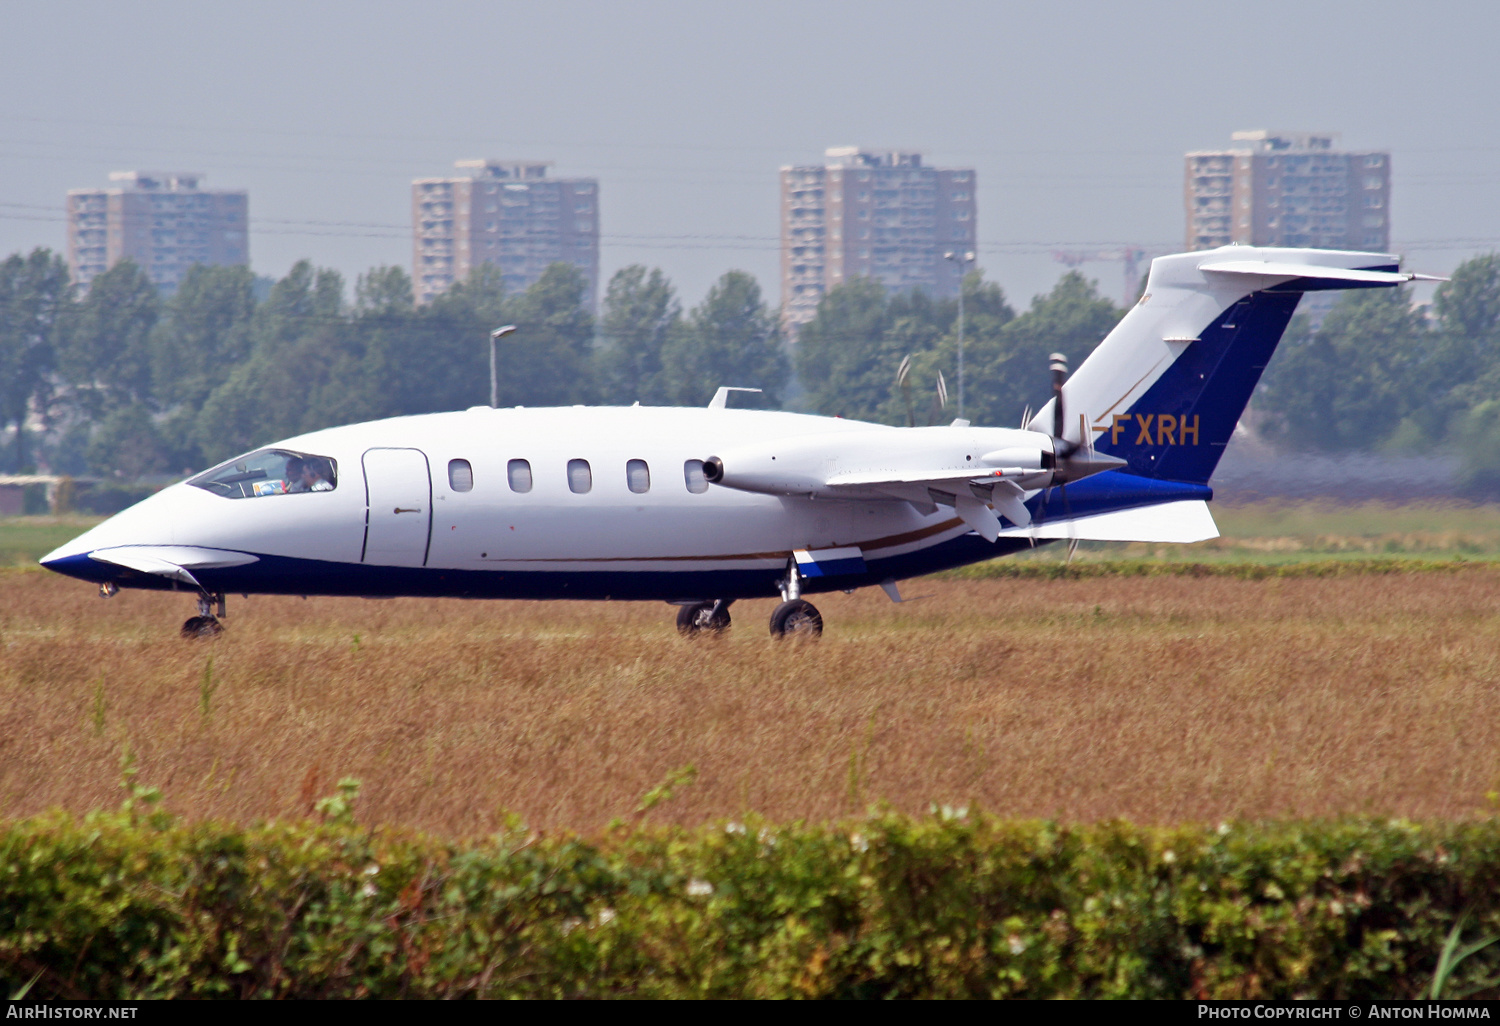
(1028, 246, 1427, 484)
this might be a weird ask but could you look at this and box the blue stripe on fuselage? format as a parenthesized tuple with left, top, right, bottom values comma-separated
(42, 472, 1201, 601)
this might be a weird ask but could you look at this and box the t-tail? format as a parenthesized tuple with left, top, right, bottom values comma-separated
(1030, 246, 1442, 485)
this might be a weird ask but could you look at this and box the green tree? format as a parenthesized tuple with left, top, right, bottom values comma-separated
(665, 271, 787, 407)
(963, 271, 1118, 429)
(0, 248, 71, 471)
(86, 405, 169, 480)
(794, 273, 1018, 425)
(150, 264, 259, 471)
(355, 265, 416, 316)
(486, 262, 595, 407)
(910, 273, 1016, 426)
(597, 265, 680, 405)
(795, 277, 909, 422)
(55, 259, 161, 416)
(1432, 254, 1500, 429)
(195, 262, 356, 462)
(153, 263, 258, 410)
(1435, 254, 1500, 343)
(1453, 400, 1500, 498)
(355, 264, 469, 419)
(1257, 287, 1429, 451)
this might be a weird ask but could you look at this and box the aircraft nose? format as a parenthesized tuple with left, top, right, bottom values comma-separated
(38, 483, 184, 581)
(38, 548, 116, 584)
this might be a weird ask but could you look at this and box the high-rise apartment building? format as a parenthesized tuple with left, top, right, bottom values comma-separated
(412, 160, 600, 308)
(66, 172, 248, 293)
(1185, 131, 1390, 252)
(780, 148, 976, 328)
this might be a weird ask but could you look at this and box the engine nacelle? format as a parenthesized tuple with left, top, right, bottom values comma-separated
(700, 450, 829, 497)
(703, 426, 1074, 500)
(980, 445, 1052, 471)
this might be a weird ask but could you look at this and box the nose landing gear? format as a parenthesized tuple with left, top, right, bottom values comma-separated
(182, 592, 226, 639)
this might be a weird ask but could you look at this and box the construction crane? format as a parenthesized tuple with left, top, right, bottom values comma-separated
(1050, 246, 1160, 307)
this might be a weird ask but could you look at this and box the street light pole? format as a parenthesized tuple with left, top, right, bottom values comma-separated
(489, 325, 517, 408)
(944, 251, 975, 419)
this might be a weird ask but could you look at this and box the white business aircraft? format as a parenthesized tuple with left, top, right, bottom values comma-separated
(41, 246, 1439, 639)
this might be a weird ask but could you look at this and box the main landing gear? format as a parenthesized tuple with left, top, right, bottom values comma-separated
(182, 592, 226, 639)
(770, 558, 822, 639)
(677, 599, 732, 636)
(673, 561, 825, 640)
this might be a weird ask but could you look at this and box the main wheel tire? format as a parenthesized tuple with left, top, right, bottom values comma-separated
(676, 602, 731, 637)
(181, 615, 224, 639)
(769, 599, 823, 639)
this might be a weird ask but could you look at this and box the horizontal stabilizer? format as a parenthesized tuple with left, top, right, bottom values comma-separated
(1199, 261, 1446, 286)
(997, 500, 1219, 544)
(88, 546, 259, 588)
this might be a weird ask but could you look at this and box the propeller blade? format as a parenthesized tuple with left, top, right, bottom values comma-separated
(897, 354, 915, 428)
(936, 370, 949, 409)
(1020, 404, 1032, 430)
(1049, 353, 1068, 441)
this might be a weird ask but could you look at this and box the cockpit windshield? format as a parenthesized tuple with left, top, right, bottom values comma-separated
(188, 449, 339, 499)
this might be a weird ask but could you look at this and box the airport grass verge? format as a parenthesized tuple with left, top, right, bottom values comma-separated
(945, 555, 1496, 580)
(6, 800, 1500, 999)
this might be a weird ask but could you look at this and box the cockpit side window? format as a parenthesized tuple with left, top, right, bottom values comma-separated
(189, 449, 339, 499)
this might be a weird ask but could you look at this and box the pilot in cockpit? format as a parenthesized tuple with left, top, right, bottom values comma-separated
(284, 456, 309, 492)
(287, 456, 333, 493)
(302, 458, 335, 492)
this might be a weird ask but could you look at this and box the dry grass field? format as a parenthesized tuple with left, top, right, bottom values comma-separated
(5, 562, 1500, 837)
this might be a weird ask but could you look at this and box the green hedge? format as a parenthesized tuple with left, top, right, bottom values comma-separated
(4, 807, 1500, 998)
(944, 557, 1492, 580)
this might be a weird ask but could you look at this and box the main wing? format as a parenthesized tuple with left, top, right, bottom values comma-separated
(826, 466, 1046, 540)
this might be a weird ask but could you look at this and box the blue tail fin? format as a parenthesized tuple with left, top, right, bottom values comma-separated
(1030, 247, 1430, 485)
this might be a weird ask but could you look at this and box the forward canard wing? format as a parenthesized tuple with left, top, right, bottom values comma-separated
(87, 546, 259, 588)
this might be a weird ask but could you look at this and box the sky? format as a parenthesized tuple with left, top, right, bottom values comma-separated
(1, 0, 1496, 311)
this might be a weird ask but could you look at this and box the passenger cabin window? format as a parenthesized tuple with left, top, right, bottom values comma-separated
(568, 459, 592, 494)
(684, 459, 709, 494)
(626, 459, 650, 494)
(448, 459, 473, 492)
(189, 449, 338, 499)
(507, 458, 532, 493)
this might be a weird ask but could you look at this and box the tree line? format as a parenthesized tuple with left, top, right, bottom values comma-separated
(0, 254, 788, 482)
(1255, 255, 1500, 493)
(3, 246, 1500, 498)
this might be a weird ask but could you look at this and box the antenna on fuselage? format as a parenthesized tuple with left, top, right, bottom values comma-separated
(489, 325, 517, 408)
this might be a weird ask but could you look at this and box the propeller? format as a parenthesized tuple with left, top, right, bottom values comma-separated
(1034, 352, 1123, 486)
(896, 354, 915, 428)
(1050, 352, 1069, 447)
(1030, 352, 1126, 542)
(926, 370, 949, 426)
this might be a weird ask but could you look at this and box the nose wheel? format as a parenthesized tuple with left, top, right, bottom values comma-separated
(182, 592, 226, 639)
